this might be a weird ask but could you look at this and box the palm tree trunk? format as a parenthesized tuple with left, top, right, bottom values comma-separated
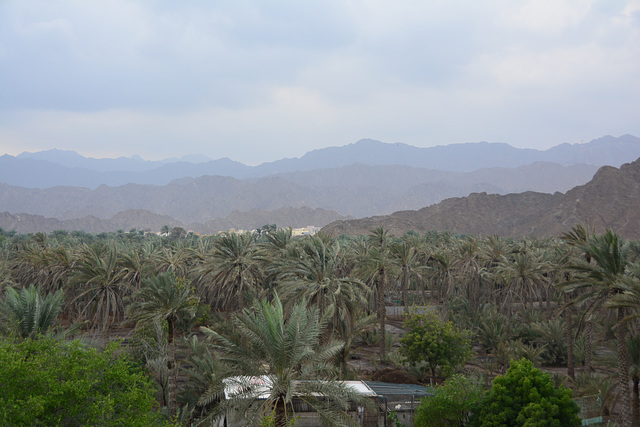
(584, 319, 593, 372)
(378, 269, 387, 361)
(633, 377, 639, 427)
(275, 398, 288, 427)
(402, 265, 409, 314)
(167, 318, 177, 417)
(340, 347, 348, 380)
(566, 296, 575, 380)
(616, 309, 632, 427)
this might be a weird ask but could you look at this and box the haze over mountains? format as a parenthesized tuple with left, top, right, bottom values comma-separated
(323, 156, 640, 240)
(2, 134, 638, 189)
(1, 134, 639, 235)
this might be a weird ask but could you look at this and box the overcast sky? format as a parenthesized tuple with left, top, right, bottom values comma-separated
(1, 0, 639, 165)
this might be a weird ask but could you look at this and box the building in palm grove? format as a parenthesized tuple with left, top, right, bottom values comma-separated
(219, 377, 432, 427)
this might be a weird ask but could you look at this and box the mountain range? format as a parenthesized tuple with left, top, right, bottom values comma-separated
(322, 157, 640, 240)
(2, 134, 638, 189)
(0, 134, 639, 234)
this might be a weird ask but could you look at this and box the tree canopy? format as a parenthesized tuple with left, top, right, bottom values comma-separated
(399, 310, 473, 378)
(470, 358, 581, 427)
(0, 336, 167, 426)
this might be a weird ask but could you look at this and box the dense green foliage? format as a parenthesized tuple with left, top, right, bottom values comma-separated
(414, 375, 483, 427)
(0, 337, 167, 426)
(470, 358, 581, 427)
(399, 310, 473, 378)
(2, 225, 640, 425)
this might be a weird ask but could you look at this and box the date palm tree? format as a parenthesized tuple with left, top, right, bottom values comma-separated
(199, 232, 264, 312)
(0, 284, 73, 339)
(127, 272, 199, 416)
(200, 294, 368, 426)
(69, 244, 128, 331)
(390, 240, 422, 313)
(562, 229, 633, 427)
(277, 234, 369, 343)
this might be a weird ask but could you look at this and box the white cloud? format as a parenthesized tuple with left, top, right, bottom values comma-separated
(0, 0, 639, 162)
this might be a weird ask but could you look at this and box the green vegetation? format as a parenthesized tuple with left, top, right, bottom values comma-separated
(400, 310, 473, 378)
(200, 293, 368, 426)
(2, 224, 640, 425)
(0, 337, 166, 426)
(470, 358, 581, 427)
(414, 375, 483, 427)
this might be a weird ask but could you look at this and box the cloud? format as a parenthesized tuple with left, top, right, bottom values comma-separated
(0, 0, 639, 163)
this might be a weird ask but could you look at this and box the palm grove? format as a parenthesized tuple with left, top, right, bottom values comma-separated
(0, 224, 639, 425)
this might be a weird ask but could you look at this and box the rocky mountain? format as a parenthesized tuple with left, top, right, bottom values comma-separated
(2, 135, 637, 189)
(322, 157, 640, 240)
(0, 162, 598, 225)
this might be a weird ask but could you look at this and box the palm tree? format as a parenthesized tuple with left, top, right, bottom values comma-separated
(277, 234, 369, 343)
(69, 244, 128, 331)
(562, 229, 633, 427)
(390, 240, 422, 313)
(199, 232, 264, 312)
(127, 272, 199, 416)
(118, 244, 154, 290)
(561, 222, 596, 373)
(151, 244, 193, 277)
(493, 250, 548, 317)
(200, 294, 368, 426)
(595, 332, 640, 426)
(350, 227, 393, 361)
(1, 284, 64, 339)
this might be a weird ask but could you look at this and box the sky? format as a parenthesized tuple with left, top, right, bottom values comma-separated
(0, 0, 639, 165)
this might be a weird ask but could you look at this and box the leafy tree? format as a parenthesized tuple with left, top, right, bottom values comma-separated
(0, 337, 166, 426)
(470, 358, 581, 427)
(414, 374, 484, 427)
(399, 310, 473, 378)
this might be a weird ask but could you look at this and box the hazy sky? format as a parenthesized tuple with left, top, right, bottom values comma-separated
(1, 0, 639, 165)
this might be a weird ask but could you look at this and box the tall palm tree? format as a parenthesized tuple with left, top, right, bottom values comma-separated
(350, 227, 393, 360)
(563, 229, 633, 427)
(561, 222, 597, 372)
(494, 250, 548, 317)
(127, 272, 199, 416)
(200, 294, 368, 427)
(277, 234, 369, 342)
(390, 240, 422, 313)
(69, 244, 128, 331)
(199, 232, 264, 312)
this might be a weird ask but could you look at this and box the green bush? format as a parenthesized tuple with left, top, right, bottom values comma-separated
(0, 337, 167, 426)
(415, 374, 484, 427)
(470, 358, 581, 427)
(399, 310, 473, 378)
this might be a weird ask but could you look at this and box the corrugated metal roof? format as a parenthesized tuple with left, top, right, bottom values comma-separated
(363, 381, 434, 397)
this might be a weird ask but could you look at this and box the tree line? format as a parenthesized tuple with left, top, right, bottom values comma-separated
(1, 224, 640, 425)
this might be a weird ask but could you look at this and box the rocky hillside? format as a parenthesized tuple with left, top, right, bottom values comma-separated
(0, 162, 598, 224)
(0, 207, 349, 235)
(322, 157, 640, 240)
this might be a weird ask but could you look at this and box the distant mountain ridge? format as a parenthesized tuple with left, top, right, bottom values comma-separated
(322, 157, 640, 240)
(2, 134, 638, 189)
(1, 134, 638, 235)
(0, 162, 598, 224)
